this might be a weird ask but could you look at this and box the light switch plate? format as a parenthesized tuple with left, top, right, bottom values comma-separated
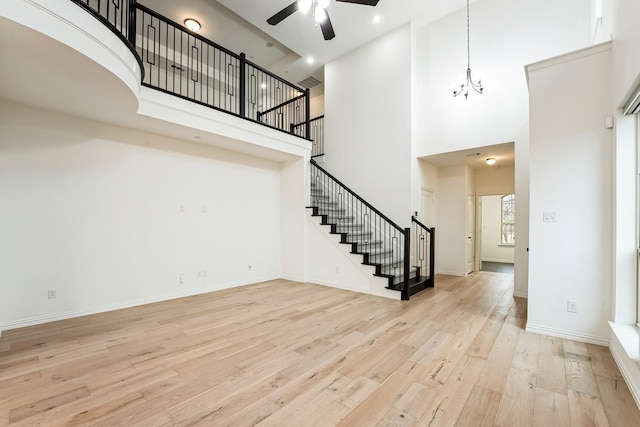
(543, 211, 558, 222)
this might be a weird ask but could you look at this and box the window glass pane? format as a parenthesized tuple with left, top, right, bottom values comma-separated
(501, 194, 515, 245)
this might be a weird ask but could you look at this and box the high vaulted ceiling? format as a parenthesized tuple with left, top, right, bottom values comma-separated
(145, 0, 474, 90)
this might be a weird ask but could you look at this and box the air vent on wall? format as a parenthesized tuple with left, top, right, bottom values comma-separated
(297, 76, 322, 89)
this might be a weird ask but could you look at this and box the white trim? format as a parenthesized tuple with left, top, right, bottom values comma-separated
(525, 41, 612, 86)
(0, 277, 279, 332)
(482, 258, 515, 264)
(609, 321, 640, 360)
(437, 270, 467, 277)
(609, 328, 640, 409)
(525, 323, 609, 346)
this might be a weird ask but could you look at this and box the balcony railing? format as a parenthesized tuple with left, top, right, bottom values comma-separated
(292, 115, 324, 157)
(70, 0, 313, 141)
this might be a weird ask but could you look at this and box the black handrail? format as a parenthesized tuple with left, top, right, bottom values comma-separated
(136, 3, 240, 59)
(411, 216, 436, 293)
(67, 0, 311, 141)
(258, 93, 306, 116)
(244, 58, 306, 94)
(292, 115, 324, 156)
(310, 159, 404, 233)
(310, 160, 411, 298)
(70, 0, 144, 80)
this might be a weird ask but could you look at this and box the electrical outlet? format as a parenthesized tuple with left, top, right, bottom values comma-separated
(48, 289, 57, 299)
(335, 266, 340, 273)
(179, 273, 184, 284)
(567, 300, 577, 313)
(248, 265, 252, 271)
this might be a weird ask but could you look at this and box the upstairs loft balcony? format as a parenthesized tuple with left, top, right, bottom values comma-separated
(1, 0, 319, 161)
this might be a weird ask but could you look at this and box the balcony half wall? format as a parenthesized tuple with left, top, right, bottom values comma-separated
(0, 0, 311, 162)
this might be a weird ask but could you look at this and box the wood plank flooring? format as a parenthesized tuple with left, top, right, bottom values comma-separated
(1, 273, 638, 426)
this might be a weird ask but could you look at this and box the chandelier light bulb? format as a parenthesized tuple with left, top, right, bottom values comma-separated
(298, 0, 312, 14)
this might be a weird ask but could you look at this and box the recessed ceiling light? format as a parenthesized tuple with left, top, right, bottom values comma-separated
(184, 18, 201, 32)
(372, 15, 381, 24)
(486, 157, 496, 165)
(306, 57, 315, 64)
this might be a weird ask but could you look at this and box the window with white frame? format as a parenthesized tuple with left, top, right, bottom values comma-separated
(501, 194, 515, 245)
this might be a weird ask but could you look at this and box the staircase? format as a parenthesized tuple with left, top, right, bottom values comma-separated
(309, 160, 435, 300)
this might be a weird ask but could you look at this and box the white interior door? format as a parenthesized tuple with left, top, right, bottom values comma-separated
(420, 188, 435, 227)
(466, 194, 475, 274)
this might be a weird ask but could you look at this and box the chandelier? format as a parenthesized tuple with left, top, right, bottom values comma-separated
(298, 0, 330, 23)
(451, 0, 484, 99)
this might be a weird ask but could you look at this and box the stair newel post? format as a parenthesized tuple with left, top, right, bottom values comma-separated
(429, 227, 436, 287)
(402, 227, 411, 301)
(304, 88, 311, 139)
(239, 53, 247, 118)
(127, 0, 137, 46)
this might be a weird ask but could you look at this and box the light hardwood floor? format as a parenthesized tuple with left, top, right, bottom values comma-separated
(1, 273, 638, 426)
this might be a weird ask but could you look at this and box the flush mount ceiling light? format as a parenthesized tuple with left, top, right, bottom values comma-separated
(184, 18, 201, 32)
(486, 157, 496, 165)
(451, 0, 484, 99)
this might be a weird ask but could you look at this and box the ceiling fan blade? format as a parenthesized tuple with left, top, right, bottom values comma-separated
(336, 0, 380, 6)
(267, 1, 299, 25)
(320, 12, 336, 40)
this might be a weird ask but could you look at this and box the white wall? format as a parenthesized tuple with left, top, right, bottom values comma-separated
(611, 0, 640, 107)
(436, 165, 467, 276)
(413, 0, 592, 297)
(0, 101, 284, 329)
(480, 195, 515, 264)
(309, 94, 325, 118)
(324, 25, 412, 226)
(475, 165, 515, 195)
(527, 43, 613, 344)
(306, 216, 399, 300)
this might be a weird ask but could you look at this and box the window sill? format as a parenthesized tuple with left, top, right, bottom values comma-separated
(609, 321, 640, 360)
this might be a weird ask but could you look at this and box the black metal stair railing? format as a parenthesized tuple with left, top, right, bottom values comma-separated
(292, 115, 324, 157)
(309, 159, 413, 299)
(409, 216, 436, 296)
(68, 0, 311, 140)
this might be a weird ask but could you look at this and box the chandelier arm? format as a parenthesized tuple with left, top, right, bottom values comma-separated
(452, 0, 484, 99)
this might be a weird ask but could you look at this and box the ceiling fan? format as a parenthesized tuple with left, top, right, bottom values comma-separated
(267, 0, 380, 41)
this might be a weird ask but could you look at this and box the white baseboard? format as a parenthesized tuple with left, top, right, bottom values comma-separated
(525, 323, 608, 346)
(482, 258, 515, 264)
(609, 330, 640, 410)
(0, 276, 279, 332)
(437, 270, 466, 277)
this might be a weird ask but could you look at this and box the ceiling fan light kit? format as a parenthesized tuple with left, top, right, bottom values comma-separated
(267, 0, 380, 41)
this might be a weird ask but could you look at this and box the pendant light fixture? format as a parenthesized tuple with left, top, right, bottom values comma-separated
(451, 0, 484, 99)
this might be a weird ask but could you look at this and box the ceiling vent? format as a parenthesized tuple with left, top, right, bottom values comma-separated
(297, 75, 322, 89)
